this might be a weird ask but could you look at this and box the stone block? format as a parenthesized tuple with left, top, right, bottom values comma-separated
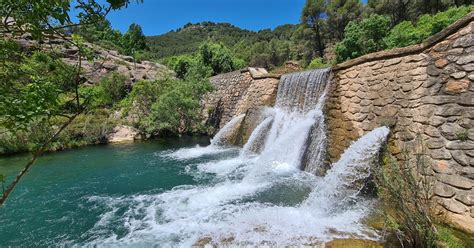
(450, 150, 470, 167)
(438, 174, 473, 190)
(457, 54, 474, 65)
(444, 79, 470, 94)
(431, 148, 452, 160)
(438, 198, 469, 214)
(434, 182, 456, 197)
(455, 191, 473, 206)
(453, 34, 474, 48)
(446, 141, 474, 150)
(451, 71, 467, 79)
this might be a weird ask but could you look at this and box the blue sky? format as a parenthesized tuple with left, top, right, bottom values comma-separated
(101, 0, 306, 35)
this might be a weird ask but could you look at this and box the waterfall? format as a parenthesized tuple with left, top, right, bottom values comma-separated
(86, 68, 393, 246)
(210, 114, 245, 146)
(240, 116, 273, 156)
(276, 69, 330, 113)
(253, 69, 330, 172)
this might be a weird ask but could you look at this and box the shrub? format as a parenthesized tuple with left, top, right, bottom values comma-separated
(121, 78, 212, 136)
(385, 5, 474, 48)
(374, 145, 438, 247)
(307, 57, 329, 69)
(335, 14, 391, 63)
(99, 72, 129, 105)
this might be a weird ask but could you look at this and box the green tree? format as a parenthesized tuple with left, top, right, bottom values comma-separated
(384, 5, 474, 48)
(301, 0, 327, 58)
(99, 72, 129, 105)
(0, 0, 138, 206)
(335, 14, 391, 62)
(327, 0, 363, 40)
(121, 23, 148, 55)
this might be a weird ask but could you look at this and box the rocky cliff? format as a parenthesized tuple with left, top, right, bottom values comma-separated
(9, 33, 174, 86)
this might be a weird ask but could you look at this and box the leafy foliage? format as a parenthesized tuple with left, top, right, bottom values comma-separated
(99, 72, 129, 105)
(147, 22, 302, 69)
(384, 5, 474, 48)
(121, 78, 212, 136)
(335, 14, 391, 63)
(0, 40, 76, 131)
(121, 23, 148, 55)
(307, 57, 330, 69)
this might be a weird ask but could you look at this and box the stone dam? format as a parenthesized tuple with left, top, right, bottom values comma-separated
(201, 12, 474, 232)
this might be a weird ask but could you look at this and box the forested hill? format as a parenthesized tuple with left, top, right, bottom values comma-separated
(146, 22, 300, 67)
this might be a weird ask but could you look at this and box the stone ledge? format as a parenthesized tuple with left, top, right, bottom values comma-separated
(240, 67, 281, 79)
(333, 11, 474, 71)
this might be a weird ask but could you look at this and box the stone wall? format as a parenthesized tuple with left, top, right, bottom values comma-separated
(326, 14, 474, 232)
(202, 68, 280, 133)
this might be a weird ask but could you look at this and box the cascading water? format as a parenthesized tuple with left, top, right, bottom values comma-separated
(84, 69, 391, 247)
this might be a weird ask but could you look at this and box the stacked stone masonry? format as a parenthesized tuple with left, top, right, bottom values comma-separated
(326, 20, 474, 232)
(202, 14, 474, 232)
(202, 69, 279, 132)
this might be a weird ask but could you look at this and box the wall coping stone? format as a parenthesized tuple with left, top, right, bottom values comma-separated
(332, 11, 474, 71)
(240, 67, 281, 79)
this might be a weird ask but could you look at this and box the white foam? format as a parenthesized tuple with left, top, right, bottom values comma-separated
(83, 69, 390, 246)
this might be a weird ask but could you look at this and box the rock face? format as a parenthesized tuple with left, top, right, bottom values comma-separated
(202, 68, 280, 136)
(106, 125, 140, 143)
(326, 17, 474, 232)
(9, 33, 174, 85)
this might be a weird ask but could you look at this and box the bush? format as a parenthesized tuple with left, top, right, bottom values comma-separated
(307, 57, 329, 69)
(374, 145, 438, 247)
(121, 78, 212, 136)
(335, 14, 391, 63)
(99, 72, 129, 105)
(385, 5, 474, 48)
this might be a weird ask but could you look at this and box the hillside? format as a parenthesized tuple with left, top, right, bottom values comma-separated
(146, 22, 301, 68)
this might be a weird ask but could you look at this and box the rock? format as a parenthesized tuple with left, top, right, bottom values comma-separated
(458, 167, 474, 180)
(455, 192, 473, 206)
(438, 174, 473, 190)
(427, 138, 446, 149)
(440, 123, 464, 140)
(248, 67, 269, 78)
(457, 54, 474, 65)
(424, 126, 441, 137)
(434, 182, 456, 197)
(433, 160, 456, 174)
(444, 79, 470, 94)
(427, 65, 441, 76)
(346, 70, 359, 78)
(438, 198, 469, 214)
(462, 63, 474, 71)
(450, 151, 470, 166)
(446, 141, 474, 150)
(107, 125, 139, 143)
(383, 58, 402, 67)
(431, 148, 452, 160)
(453, 34, 474, 48)
(435, 59, 449, 68)
(450, 71, 466, 79)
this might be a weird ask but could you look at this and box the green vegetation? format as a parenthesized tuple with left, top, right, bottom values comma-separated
(0, 0, 138, 205)
(121, 78, 212, 136)
(374, 150, 438, 247)
(385, 5, 474, 48)
(335, 5, 474, 62)
(307, 57, 330, 69)
(335, 14, 391, 62)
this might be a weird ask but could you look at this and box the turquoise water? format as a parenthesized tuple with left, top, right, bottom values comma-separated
(0, 137, 214, 247)
(0, 131, 385, 247)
